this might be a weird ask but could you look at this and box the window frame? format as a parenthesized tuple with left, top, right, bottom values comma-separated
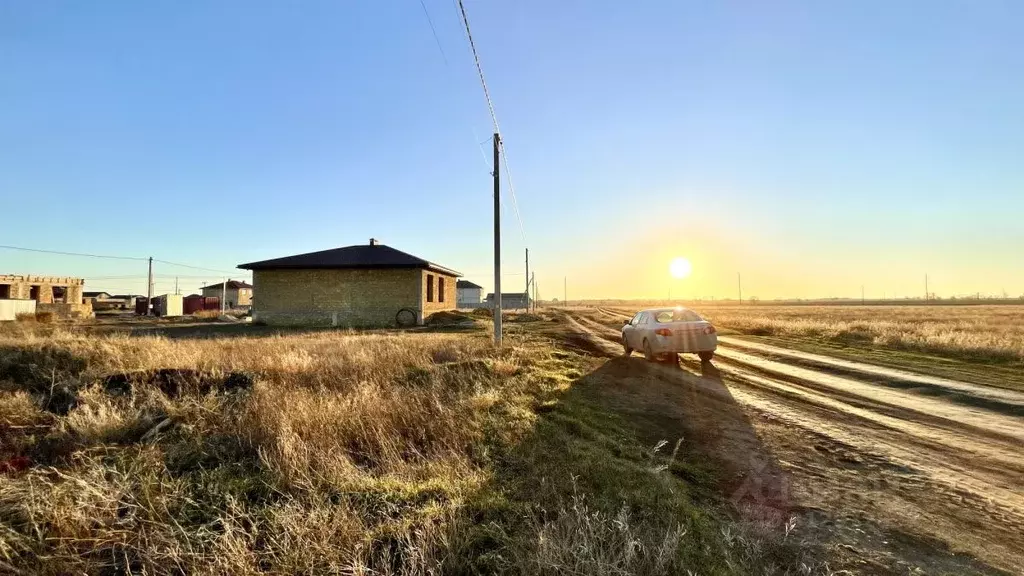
(426, 274, 435, 303)
(438, 277, 445, 303)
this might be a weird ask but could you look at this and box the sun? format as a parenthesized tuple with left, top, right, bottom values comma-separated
(669, 257, 692, 279)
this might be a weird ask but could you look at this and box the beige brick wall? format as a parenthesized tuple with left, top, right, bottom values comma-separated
(253, 268, 425, 327)
(0, 275, 84, 306)
(421, 270, 458, 316)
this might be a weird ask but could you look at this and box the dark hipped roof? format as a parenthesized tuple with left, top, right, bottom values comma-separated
(238, 244, 461, 276)
(457, 280, 483, 289)
(203, 280, 253, 290)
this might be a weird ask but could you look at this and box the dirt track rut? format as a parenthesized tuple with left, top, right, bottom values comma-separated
(563, 309, 1024, 574)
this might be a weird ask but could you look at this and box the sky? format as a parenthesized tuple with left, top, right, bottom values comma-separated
(1, 0, 1022, 300)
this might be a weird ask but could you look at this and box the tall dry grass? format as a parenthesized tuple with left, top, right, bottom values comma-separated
(0, 323, 829, 575)
(0, 327, 549, 574)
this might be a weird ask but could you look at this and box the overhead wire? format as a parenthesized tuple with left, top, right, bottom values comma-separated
(0, 243, 243, 277)
(417, 0, 491, 169)
(453, 0, 527, 244)
(151, 259, 241, 276)
(0, 244, 148, 261)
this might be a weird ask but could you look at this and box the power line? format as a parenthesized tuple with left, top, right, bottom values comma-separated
(417, 0, 491, 169)
(453, 0, 526, 244)
(151, 259, 239, 275)
(500, 142, 526, 243)
(1, 243, 242, 276)
(456, 0, 499, 135)
(0, 244, 148, 261)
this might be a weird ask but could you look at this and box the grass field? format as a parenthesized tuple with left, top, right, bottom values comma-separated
(0, 320, 813, 575)
(594, 303, 1024, 366)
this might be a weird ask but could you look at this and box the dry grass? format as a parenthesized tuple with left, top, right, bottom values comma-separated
(0, 323, 825, 575)
(694, 305, 1024, 364)
(594, 304, 1024, 365)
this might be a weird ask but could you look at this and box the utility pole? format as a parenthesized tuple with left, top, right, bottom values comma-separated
(738, 272, 742, 304)
(531, 272, 536, 312)
(492, 133, 502, 346)
(564, 276, 567, 305)
(925, 274, 929, 301)
(175, 276, 179, 296)
(146, 257, 153, 316)
(861, 285, 865, 305)
(221, 279, 227, 313)
(525, 248, 530, 310)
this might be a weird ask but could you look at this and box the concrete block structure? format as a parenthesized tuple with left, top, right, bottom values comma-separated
(0, 275, 93, 318)
(239, 239, 460, 327)
(484, 292, 531, 311)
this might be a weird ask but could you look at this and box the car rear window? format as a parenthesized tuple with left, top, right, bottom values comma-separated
(654, 310, 703, 322)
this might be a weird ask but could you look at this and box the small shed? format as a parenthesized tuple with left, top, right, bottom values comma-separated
(152, 294, 183, 317)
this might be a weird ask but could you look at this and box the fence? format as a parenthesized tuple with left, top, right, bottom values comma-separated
(0, 299, 37, 321)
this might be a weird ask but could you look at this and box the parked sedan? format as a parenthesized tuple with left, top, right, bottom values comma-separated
(622, 307, 717, 362)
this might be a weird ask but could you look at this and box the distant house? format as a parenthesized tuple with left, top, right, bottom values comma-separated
(457, 280, 484, 308)
(201, 280, 253, 309)
(238, 239, 461, 327)
(83, 291, 112, 302)
(484, 292, 531, 310)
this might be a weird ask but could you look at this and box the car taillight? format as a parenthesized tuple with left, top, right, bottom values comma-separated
(704, 325, 716, 335)
(655, 328, 673, 337)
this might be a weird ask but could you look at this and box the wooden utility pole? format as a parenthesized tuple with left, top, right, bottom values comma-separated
(146, 257, 153, 316)
(861, 285, 865, 305)
(925, 274, 929, 301)
(492, 133, 502, 346)
(737, 272, 742, 304)
(221, 279, 227, 313)
(564, 276, 566, 305)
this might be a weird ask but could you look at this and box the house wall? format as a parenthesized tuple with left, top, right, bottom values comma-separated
(199, 287, 251, 307)
(420, 270, 458, 317)
(252, 268, 423, 327)
(0, 275, 89, 317)
(457, 287, 482, 307)
(236, 287, 252, 306)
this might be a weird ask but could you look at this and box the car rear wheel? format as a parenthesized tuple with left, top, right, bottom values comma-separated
(643, 339, 655, 362)
(698, 351, 714, 362)
(622, 335, 633, 356)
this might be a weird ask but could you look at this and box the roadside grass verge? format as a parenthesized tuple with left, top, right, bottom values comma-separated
(1, 323, 817, 574)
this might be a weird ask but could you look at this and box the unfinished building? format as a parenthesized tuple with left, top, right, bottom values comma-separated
(0, 275, 93, 319)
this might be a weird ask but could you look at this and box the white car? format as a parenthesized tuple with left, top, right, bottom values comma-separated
(622, 307, 717, 362)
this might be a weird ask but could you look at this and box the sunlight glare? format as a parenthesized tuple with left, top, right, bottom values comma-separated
(670, 257, 692, 279)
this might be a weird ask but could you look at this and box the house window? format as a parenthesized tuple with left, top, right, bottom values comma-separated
(438, 277, 445, 302)
(426, 274, 434, 302)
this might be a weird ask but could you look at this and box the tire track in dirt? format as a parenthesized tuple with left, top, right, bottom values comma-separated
(567, 309, 1024, 573)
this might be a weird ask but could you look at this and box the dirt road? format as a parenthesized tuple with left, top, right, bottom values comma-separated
(557, 309, 1024, 574)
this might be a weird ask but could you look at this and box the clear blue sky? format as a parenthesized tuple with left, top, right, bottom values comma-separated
(2, 1, 1021, 299)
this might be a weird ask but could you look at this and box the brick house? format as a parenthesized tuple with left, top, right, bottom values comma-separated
(238, 239, 461, 327)
(201, 280, 253, 308)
